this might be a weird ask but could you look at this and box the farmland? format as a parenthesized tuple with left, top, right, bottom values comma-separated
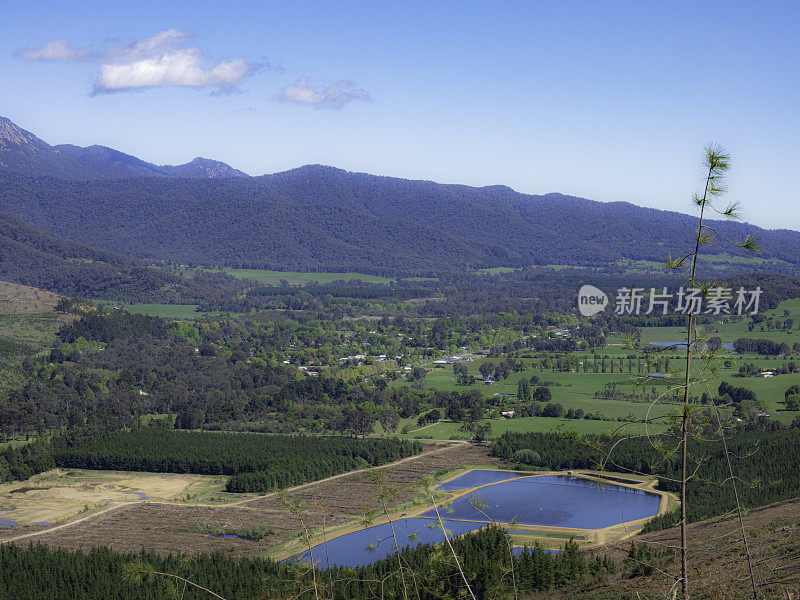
(205, 268, 395, 286)
(387, 297, 800, 439)
(95, 302, 219, 319)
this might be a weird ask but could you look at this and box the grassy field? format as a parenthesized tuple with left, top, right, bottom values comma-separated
(211, 268, 395, 286)
(697, 252, 794, 267)
(97, 302, 220, 319)
(407, 362, 679, 420)
(396, 317, 800, 437)
(0, 439, 31, 451)
(0, 313, 64, 350)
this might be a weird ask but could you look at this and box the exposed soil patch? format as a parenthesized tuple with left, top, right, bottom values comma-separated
(4, 443, 496, 558)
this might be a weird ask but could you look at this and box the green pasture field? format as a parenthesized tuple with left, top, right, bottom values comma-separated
(614, 253, 795, 275)
(211, 268, 394, 286)
(542, 265, 589, 271)
(0, 439, 31, 451)
(96, 302, 234, 319)
(638, 298, 800, 341)
(697, 252, 793, 267)
(402, 340, 800, 430)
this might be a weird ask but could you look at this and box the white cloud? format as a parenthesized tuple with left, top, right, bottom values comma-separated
(18, 39, 96, 62)
(18, 29, 257, 95)
(95, 48, 252, 94)
(279, 77, 370, 110)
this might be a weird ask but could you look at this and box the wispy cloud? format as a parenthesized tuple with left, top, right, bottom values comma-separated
(18, 29, 258, 95)
(278, 77, 370, 110)
(18, 38, 97, 62)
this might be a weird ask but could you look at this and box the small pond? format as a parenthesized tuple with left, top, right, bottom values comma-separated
(291, 517, 485, 568)
(423, 475, 660, 529)
(436, 469, 529, 491)
(286, 471, 661, 568)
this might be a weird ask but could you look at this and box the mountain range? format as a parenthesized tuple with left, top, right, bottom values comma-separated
(1, 115, 799, 276)
(0, 116, 247, 180)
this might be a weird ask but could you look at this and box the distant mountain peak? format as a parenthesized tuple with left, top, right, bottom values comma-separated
(160, 157, 248, 179)
(0, 116, 49, 149)
(0, 116, 248, 180)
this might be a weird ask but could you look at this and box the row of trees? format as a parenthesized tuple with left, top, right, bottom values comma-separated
(733, 337, 792, 355)
(0, 528, 615, 600)
(51, 429, 421, 492)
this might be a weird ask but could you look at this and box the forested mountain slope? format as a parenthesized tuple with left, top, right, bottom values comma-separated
(0, 215, 241, 302)
(2, 117, 799, 274)
(1, 166, 798, 274)
(0, 172, 524, 273)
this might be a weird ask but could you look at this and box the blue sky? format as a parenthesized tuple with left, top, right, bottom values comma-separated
(2, 1, 799, 229)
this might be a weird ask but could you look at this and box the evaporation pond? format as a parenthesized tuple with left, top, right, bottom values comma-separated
(423, 475, 660, 529)
(291, 518, 484, 568)
(436, 469, 529, 491)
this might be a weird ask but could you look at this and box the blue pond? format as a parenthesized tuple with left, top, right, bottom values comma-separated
(122, 491, 149, 500)
(293, 518, 485, 568)
(423, 475, 660, 529)
(287, 471, 660, 568)
(436, 469, 528, 491)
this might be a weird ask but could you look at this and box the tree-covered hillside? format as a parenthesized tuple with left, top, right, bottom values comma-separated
(0, 215, 244, 302)
(1, 165, 797, 275)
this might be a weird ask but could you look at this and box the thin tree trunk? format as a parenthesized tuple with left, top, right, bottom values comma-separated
(679, 164, 712, 599)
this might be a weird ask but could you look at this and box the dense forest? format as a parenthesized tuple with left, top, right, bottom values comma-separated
(51, 429, 421, 492)
(0, 527, 618, 600)
(2, 161, 800, 274)
(0, 439, 53, 482)
(0, 215, 245, 302)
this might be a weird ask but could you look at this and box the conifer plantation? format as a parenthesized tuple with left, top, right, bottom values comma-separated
(50, 429, 421, 492)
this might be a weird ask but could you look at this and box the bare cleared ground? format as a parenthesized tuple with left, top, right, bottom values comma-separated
(0, 469, 228, 528)
(3, 443, 497, 558)
(0, 280, 61, 314)
(537, 497, 800, 599)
